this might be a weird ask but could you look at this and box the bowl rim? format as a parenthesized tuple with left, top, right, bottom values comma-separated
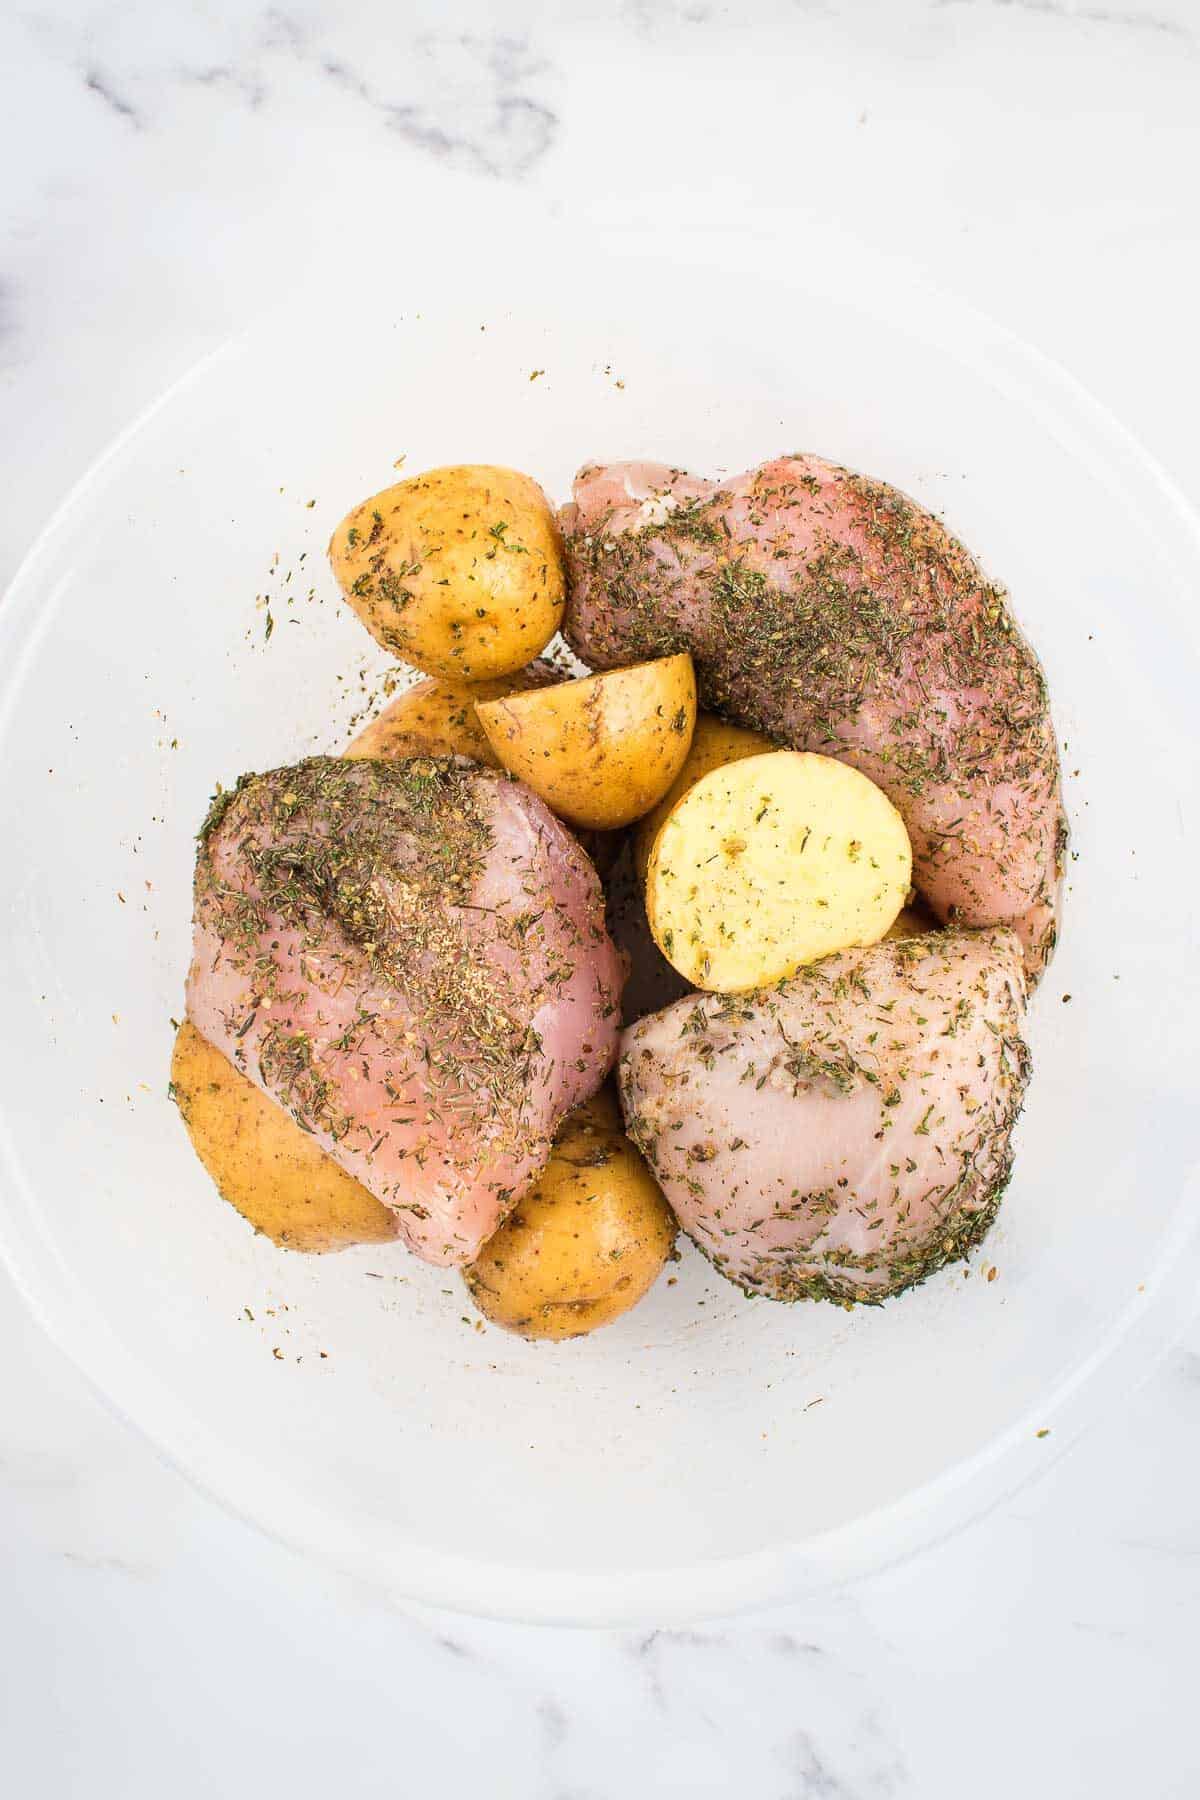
(2, 232, 1199, 1626)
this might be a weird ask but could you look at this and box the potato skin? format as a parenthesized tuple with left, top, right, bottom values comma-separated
(344, 663, 560, 765)
(633, 712, 777, 881)
(328, 465, 565, 681)
(170, 1022, 399, 1252)
(342, 666, 621, 878)
(646, 749, 912, 992)
(476, 653, 697, 830)
(462, 1086, 676, 1340)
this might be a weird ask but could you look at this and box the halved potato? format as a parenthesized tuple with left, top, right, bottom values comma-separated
(475, 653, 697, 830)
(328, 465, 564, 681)
(170, 1022, 398, 1252)
(646, 750, 912, 992)
(344, 663, 560, 765)
(633, 712, 778, 881)
(463, 1086, 676, 1340)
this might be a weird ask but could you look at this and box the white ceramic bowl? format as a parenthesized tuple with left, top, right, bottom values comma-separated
(2, 241, 1198, 1625)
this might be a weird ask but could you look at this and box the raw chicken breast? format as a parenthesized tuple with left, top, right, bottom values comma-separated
(562, 456, 1066, 979)
(619, 930, 1029, 1303)
(187, 756, 623, 1265)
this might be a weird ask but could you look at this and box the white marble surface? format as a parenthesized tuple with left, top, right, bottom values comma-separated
(2, 1, 1199, 1792)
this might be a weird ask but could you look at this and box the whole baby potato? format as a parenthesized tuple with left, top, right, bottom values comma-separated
(329, 465, 565, 681)
(170, 1021, 399, 1252)
(633, 711, 778, 880)
(475, 653, 697, 830)
(344, 662, 560, 765)
(463, 1086, 676, 1340)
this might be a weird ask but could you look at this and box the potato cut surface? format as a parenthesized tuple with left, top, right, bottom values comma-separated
(646, 750, 911, 991)
(476, 653, 696, 830)
(344, 664, 559, 765)
(633, 712, 777, 880)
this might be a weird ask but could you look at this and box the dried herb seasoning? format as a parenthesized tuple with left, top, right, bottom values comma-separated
(563, 455, 1066, 978)
(619, 930, 1030, 1305)
(189, 755, 621, 1252)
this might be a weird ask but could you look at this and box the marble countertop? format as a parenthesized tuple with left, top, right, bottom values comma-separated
(2, 1, 1198, 1793)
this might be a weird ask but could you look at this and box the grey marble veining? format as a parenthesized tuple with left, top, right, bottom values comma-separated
(932, 0, 1198, 44)
(67, 8, 561, 177)
(317, 34, 558, 178)
(83, 66, 144, 127)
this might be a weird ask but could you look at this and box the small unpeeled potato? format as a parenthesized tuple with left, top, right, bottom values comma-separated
(170, 1021, 398, 1252)
(573, 826, 624, 881)
(462, 1086, 676, 1341)
(344, 662, 560, 765)
(341, 664, 620, 874)
(475, 653, 697, 830)
(633, 712, 778, 881)
(328, 465, 565, 681)
(646, 750, 912, 992)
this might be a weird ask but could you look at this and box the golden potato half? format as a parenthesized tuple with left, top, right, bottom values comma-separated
(170, 1022, 398, 1252)
(463, 1086, 676, 1340)
(344, 662, 560, 765)
(476, 653, 697, 830)
(328, 465, 565, 681)
(646, 749, 912, 992)
(633, 712, 778, 881)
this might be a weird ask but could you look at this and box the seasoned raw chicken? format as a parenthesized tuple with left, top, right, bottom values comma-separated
(619, 930, 1029, 1303)
(562, 456, 1066, 978)
(187, 756, 623, 1265)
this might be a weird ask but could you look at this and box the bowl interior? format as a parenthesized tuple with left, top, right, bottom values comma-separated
(1, 245, 1197, 1623)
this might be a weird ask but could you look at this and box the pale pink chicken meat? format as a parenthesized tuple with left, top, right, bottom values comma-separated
(619, 930, 1030, 1303)
(562, 456, 1066, 979)
(187, 756, 623, 1265)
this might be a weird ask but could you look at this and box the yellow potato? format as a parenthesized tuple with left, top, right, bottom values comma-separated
(344, 663, 560, 765)
(462, 1086, 676, 1340)
(328, 465, 565, 681)
(646, 750, 912, 992)
(170, 1022, 398, 1253)
(633, 712, 778, 881)
(475, 654, 697, 830)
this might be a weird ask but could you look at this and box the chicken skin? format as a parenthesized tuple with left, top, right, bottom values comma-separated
(187, 756, 623, 1265)
(619, 930, 1030, 1303)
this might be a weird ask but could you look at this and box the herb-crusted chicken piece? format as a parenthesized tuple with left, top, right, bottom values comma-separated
(562, 456, 1066, 980)
(186, 756, 623, 1265)
(618, 930, 1030, 1303)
